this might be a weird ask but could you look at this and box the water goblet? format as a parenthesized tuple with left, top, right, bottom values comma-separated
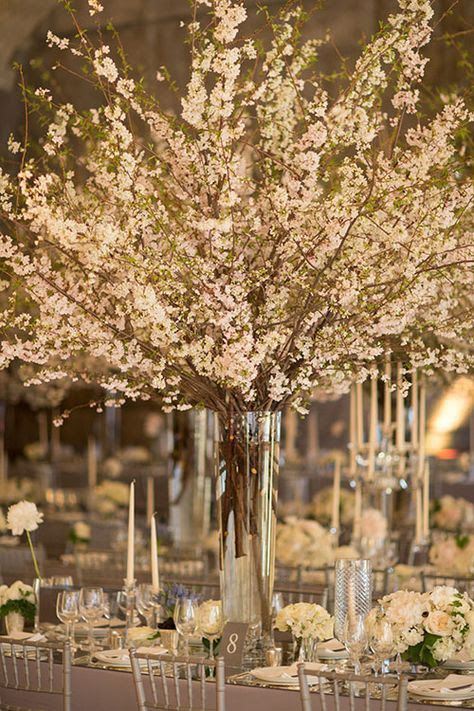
(56, 590, 80, 650)
(136, 583, 155, 627)
(198, 601, 224, 659)
(173, 598, 198, 657)
(79, 587, 104, 653)
(370, 619, 396, 675)
(342, 613, 369, 675)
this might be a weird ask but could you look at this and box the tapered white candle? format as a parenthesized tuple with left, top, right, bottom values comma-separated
(415, 485, 423, 544)
(87, 435, 97, 491)
(352, 483, 362, 539)
(395, 363, 405, 475)
(411, 369, 419, 449)
(349, 385, 357, 476)
(383, 358, 392, 432)
(146, 477, 155, 523)
(367, 374, 377, 481)
(423, 461, 430, 539)
(285, 410, 298, 462)
(331, 456, 341, 531)
(417, 375, 426, 481)
(356, 382, 364, 450)
(150, 514, 160, 593)
(126, 481, 135, 585)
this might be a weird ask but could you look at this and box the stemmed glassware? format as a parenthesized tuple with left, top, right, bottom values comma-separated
(173, 598, 198, 657)
(136, 584, 155, 627)
(342, 613, 369, 675)
(198, 602, 224, 660)
(370, 618, 396, 675)
(56, 590, 80, 649)
(79, 587, 105, 653)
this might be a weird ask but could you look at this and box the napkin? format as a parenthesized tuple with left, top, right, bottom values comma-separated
(1, 631, 46, 642)
(420, 675, 474, 693)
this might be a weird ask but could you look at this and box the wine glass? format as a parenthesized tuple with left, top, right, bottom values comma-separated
(79, 587, 104, 653)
(370, 619, 396, 675)
(173, 598, 198, 657)
(136, 583, 155, 627)
(56, 590, 80, 649)
(342, 613, 368, 675)
(198, 601, 224, 659)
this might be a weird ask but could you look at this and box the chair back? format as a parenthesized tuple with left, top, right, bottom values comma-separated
(421, 572, 474, 595)
(130, 649, 225, 711)
(0, 638, 71, 711)
(297, 666, 408, 711)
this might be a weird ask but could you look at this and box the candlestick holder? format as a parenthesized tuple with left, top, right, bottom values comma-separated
(123, 578, 136, 644)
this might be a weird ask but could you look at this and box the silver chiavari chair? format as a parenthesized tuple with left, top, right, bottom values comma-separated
(297, 666, 408, 711)
(130, 649, 225, 711)
(0, 638, 71, 711)
(421, 572, 474, 595)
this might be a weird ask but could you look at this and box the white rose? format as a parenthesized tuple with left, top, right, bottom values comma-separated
(424, 610, 453, 637)
(74, 522, 91, 540)
(7, 501, 43, 536)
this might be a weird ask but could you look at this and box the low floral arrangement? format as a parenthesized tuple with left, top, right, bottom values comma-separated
(310, 487, 355, 527)
(127, 626, 157, 647)
(0, 478, 39, 506)
(7, 501, 43, 579)
(69, 521, 91, 546)
(0, 581, 36, 624)
(276, 517, 357, 568)
(23, 443, 48, 463)
(432, 496, 474, 532)
(92, 480, 129, 515)
(368, 587, 474, 668)
(156, 583, 200, 630)
(429, 534, 474, 576)
(274, 602, 333, 641)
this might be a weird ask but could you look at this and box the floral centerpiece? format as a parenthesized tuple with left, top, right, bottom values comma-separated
(69, 521, 91, 548)
(92, 480, 129, 516)
(432, 496, 474, 532)
(274, 602, 333, 662)
(156, 583, 200, 630)
(429, 535, 474, 576)
(368, 587, 474, 668)
(310, 488, 355, 528)
(276, 517, 357, 571)
(0, 581, 36, 634)
(0, 0, 473, 648)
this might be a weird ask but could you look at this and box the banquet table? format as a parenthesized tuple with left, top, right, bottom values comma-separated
(0, 662, 471, 711)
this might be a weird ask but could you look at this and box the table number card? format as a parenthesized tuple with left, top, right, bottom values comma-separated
(220, 622, 249, 669)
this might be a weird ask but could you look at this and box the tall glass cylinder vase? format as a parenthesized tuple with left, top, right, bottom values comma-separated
(168, 410, 213, 546)
(215, 410, 281, 652)
(334, 558, 372, 641)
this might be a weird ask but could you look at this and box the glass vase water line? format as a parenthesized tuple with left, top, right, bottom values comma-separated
(215, 410, 280, 649)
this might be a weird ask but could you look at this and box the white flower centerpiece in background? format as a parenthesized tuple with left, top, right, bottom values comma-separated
(274, 602, 333, 662)
(429, 534, 474, 577)
(69, 521, 91, 549)
(7, 501, 43, 579)
(276, 517, 357, 573)
(0, 581, 36, 634)
(92, 480, 129, 516)
(432, 496, 474, 533)
(368, 586, 474, 668)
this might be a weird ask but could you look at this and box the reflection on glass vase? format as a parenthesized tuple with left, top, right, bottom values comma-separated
(215, 410, 280, 660)
(334, 558, 372, 642)
(294, 636, 318, 663)
(168, 410, 213, 546)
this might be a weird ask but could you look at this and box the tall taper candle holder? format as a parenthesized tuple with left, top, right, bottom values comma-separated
(123, 578, 136, 645)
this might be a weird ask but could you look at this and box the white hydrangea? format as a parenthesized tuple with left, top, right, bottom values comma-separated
(7, 501, 43, 536)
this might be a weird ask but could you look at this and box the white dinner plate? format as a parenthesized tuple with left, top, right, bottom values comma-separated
(408, 677, 474, 701)
(94, 646, 167, 668)
(250, 663, 324, 686)
(443, 657, 474, 671)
